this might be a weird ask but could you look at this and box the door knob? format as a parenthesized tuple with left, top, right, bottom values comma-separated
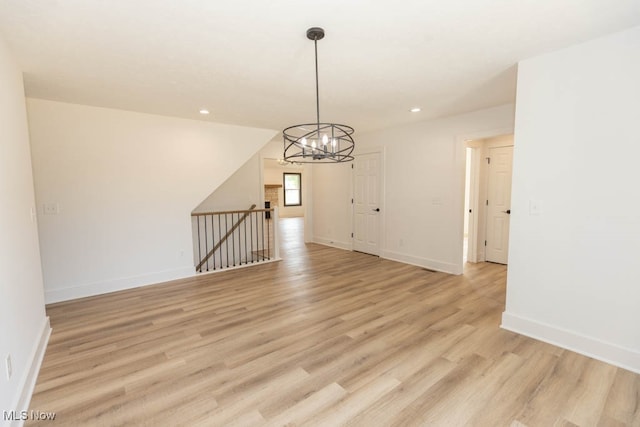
(502, 209, 511, 214)
(372, 208, 380, 212)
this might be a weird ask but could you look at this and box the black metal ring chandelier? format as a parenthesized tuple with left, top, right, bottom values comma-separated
(283, 27, 355, 163)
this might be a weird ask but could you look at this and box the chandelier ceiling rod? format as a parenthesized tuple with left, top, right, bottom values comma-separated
(312, 29, 321, 126)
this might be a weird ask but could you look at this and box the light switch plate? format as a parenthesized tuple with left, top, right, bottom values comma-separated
(5, 355, 12, 380)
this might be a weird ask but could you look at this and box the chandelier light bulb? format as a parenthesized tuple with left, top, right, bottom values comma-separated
(301, 137, 307, 146)
(311, 140, 317, 149)
(322, 134, 328, 145)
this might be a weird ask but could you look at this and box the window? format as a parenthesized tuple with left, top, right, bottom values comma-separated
(283, 173, 302, 206)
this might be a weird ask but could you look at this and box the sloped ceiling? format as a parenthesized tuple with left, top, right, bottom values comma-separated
(1, 0, 639, 133)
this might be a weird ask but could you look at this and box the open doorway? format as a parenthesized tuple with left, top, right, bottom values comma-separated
(464, 134, 514, 264)
(262, 157, 308, 256)
(263, 159, 305, 219)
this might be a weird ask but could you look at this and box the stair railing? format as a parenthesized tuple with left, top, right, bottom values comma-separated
(191, 204, 279, 273)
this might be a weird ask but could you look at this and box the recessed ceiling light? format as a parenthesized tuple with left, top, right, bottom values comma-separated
(199, 109, 210, 115)
(410, 107, 421, 113)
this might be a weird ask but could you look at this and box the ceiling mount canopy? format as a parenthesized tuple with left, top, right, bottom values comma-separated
(283, 27, 355, 164)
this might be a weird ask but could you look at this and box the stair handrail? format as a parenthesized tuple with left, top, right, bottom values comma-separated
(192, 204, 256, 272)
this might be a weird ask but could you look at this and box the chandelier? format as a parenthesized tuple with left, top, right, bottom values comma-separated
(283, 27, 355, 163)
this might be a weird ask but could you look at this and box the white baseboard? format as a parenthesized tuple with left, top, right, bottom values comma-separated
(10, 316, 51, 427)
(195, 258, 282, 277)
(310, 242, 462, 275)
(44, 266, 195, 303)
(313, 237, 352, 251)
(380, 250, 461, 275)
(501, 312, 640, 374)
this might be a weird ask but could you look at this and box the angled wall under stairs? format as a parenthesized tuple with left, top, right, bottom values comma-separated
(27, 98, 277, 302)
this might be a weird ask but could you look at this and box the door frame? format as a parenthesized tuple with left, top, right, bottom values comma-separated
(454, 128, 513, 272)
(351, 146, 385, 255)
(466, 146, 480, 263)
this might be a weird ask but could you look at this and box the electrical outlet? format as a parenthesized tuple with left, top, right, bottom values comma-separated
(43, 203, 59, 215)
(6, 354, 12, 380)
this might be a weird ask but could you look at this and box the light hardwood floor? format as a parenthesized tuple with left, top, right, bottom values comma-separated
(28, 218, 639, 426)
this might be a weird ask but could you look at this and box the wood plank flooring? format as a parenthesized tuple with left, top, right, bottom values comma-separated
(27, 218, 640, 426)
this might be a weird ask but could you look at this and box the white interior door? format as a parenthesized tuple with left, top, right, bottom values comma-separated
(485, 146, 513, 264)
(353, 152, 381, 255)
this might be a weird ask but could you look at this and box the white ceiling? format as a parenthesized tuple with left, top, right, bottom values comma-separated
(1, 0, 639, 134)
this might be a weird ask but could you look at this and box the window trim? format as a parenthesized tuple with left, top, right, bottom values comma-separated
(283, 172, 302, 207)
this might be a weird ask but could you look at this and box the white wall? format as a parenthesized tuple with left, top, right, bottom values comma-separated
(0, 38, 50, 421)
(312, 162, 353, 250)
(312, 104, 515, 272)
(503, 26, 640, 373)
(27, 99, 276, 303)
(194, 152, 262, 213)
